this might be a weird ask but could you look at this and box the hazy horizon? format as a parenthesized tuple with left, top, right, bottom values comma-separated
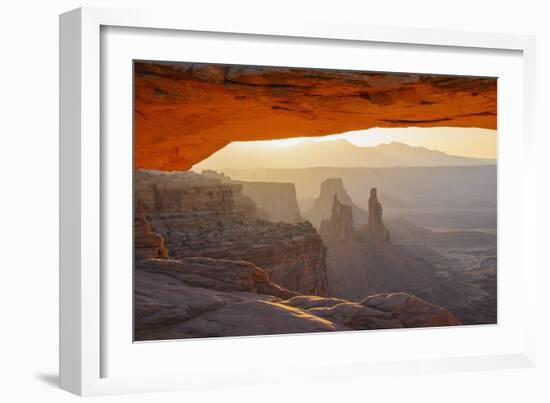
(192, 127, 497, 172)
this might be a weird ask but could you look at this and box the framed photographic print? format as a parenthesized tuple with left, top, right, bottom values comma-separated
(60, 7, 537, 396)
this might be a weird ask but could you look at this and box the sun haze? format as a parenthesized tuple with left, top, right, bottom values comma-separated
(328, 127, 497, 159)
(192, 127, 497, 171)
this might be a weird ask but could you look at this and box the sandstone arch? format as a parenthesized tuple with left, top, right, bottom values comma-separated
(134, 62, 497, 171)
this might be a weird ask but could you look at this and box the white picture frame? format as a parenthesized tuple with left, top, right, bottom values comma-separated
(59, 6, 537, 396)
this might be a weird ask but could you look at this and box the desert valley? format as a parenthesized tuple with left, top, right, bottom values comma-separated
(134, 140, 496, 340)
(133, 61, 497, 341)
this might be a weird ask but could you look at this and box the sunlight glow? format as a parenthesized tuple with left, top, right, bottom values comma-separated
(233, 127, 497, 158)
(193, 127, 497, 172)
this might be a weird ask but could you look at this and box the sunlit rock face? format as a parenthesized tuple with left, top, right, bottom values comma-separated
(134, 62, 497, 171)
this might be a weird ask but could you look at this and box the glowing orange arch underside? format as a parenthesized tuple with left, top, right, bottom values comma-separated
(134, 62, 497, 171)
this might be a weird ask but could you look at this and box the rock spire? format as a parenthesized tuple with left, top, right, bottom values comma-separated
(366, 188, 390, 243)
(319, 195, 354, 244)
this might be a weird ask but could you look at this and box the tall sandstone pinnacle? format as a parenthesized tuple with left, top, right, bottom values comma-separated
(319, 196, 354, 244)
(366, 188, 391, 243)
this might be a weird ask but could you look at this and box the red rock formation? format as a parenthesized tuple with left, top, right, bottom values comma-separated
(366, 188, 390, 243)
(320, 196, 355, 244)
(135, 170, 329, 296)
(134, 62, 497, 171)
(134, 205, 168, 260)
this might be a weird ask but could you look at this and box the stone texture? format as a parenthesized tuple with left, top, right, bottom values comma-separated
(134, 62, 497, 171)
(136, 257, 297, 299)
(366, 188, 390, 243)
(134, 205, 168, 260)
(135, 169, 259, 218)
(361, 292, 461, 328)
(135, 257, 461, 340)
(135, 169, 329, 296)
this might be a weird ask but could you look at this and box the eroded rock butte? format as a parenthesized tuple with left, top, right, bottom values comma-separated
(135, 170, 329, 296)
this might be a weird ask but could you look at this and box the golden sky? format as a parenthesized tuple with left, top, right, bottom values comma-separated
(318, 127, 498, 159)
(232, 127, 498, 159)
(193, 127, 497, 171)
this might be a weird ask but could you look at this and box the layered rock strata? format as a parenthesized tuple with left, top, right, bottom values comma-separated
(135, 170, 328, 296)
(135, 169, 259, 218)
(202, 170, 302, 223)
(134, 205, 168, 260)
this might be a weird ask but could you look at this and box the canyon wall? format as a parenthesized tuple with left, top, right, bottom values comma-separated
(134, 205, 168, 260)
(135, 170, 328, 296)
(201, 170, 302, 223)
(236, 181, 302, 223)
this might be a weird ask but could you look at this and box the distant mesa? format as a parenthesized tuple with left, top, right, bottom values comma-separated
(303, 178, 369, 228)
(202, 169, 302, 224)
(216, 164, 497, 231)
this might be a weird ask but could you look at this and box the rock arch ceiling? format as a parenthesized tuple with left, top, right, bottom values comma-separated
(134, 62, 497, 171)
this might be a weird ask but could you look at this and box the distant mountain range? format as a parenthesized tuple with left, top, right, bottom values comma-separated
(193, 140, 496, 170)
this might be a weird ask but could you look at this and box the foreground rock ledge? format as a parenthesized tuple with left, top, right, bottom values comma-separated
(134, 62, 497, 171)
(135, 257, 461, 341)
